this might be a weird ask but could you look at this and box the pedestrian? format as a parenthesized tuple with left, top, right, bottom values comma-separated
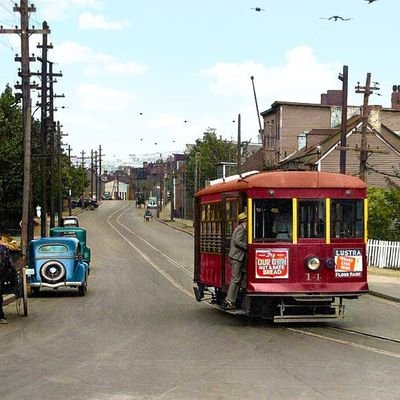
(0, 245, 11, 324)
(223, 211, 248, 310)
(144, 208, 153, 222)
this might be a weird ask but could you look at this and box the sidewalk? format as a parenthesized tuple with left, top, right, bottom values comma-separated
(367, 267, 400, 303)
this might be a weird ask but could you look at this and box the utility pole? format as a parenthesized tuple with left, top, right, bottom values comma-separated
(338, 65, 348, 174)
(56, 121, 67, 225)
(34, 21, 52, 236)
(169, 157, 175, 221)
(48, 63, 64, 227)
(0, 1, 49, 316)
(98, 145, 103, 198)
(194, 152, 200, 193)
(355, 73, 380, 181)
(90, 149, 94, 199)
(338, 73, 386, 181)
(236, 113, 241, 173)
(78, 150, 91, 203)
(94, 150, 99, 201)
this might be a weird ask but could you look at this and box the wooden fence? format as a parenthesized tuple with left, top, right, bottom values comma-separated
(367, 239, 400, 269)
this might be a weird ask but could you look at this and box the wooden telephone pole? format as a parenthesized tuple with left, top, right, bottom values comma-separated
(355, 73, 381, 181)
(0, 1, 49, 316)
(338, 65, 348, 174)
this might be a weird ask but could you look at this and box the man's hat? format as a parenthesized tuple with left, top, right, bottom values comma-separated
(238, 212, 247, 221)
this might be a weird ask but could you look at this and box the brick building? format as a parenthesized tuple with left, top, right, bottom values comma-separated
(241, 88, 400, 188)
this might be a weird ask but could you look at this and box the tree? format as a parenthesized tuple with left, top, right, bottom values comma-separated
(368, 186, 400, 240)
(185, 127, 237, 203)
(0, 85, 24, 230)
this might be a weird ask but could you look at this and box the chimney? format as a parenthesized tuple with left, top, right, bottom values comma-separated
(391, 85, 400, 109)
(320, 90, 342, 106)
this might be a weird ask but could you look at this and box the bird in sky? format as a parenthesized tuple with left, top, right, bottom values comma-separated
(365, 0, 378, 3)
(320, 16, 352, 21)
(251, 7, 265, 12)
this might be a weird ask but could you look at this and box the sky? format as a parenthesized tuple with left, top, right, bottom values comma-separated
(0, 0, 398, 167)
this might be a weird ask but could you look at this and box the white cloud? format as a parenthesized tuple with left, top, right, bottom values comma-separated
(201, 46, 340, 105)
(146, 114, 187, 130)
(52, 41, 92, 65)
(37, 0, 104, 21)
(52, 41, 146, 76)
(79, 12, 130, 31)
(104, 62, 147, 76)
(76, 83, 139, 111)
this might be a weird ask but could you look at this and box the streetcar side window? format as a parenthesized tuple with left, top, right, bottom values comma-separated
(225, 199, 238, 236)
(200, 202, 223, 252)
(298, 200, 325, 239)
(253, 199, 292, 242)
(331, 199, 363, 239)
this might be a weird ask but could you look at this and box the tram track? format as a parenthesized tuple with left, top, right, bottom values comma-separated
(326, 325, 400, 344)
(104, 202, 400, 359)
(105, 203, 194, 296)
(286, 325, 400, 359)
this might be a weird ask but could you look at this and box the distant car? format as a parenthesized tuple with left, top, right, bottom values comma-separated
(60, 216, 79, 227)
(101, 192, 113, 200)
(27, 237, 89, 296)
(147, 199, 157, 208)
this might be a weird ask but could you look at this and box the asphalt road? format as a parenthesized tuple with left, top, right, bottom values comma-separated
(1, 201, 399, 400)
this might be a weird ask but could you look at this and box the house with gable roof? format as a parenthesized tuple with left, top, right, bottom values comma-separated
(278, 113, 400, 187)
(241, 88, 400, 188)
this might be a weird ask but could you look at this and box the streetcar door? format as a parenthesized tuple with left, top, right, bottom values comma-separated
(222, 193, 244, 289)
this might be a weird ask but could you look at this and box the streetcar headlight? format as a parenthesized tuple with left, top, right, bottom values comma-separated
(305, 256, 321, 271)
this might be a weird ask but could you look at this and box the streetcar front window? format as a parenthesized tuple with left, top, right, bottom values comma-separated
(331, 199, 363, 239)
(298, 200, 325, 239)
(253, 199, 292, 242)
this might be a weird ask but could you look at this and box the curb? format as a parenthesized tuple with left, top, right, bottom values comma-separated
(368, 290, 400, 303)
(155, 217, 194, 236)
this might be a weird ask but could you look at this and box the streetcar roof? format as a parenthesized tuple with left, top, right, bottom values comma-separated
(195, 171, 366, 197)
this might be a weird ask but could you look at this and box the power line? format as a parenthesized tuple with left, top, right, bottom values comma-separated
(0, 1, 15, 17)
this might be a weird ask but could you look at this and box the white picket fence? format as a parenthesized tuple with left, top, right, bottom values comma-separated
(367, 239, 400, 269)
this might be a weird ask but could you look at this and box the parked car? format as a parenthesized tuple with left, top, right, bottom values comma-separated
(60, 216, 79, 227)
(71, 198, 99, 210)
(101, 192, 113, 200)
(50, 226, 91, 270)
(27, 237, 89, 296)
(71, 199, 80, 209)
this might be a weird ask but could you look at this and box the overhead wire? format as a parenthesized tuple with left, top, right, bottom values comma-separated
(0, 0, 19, 53)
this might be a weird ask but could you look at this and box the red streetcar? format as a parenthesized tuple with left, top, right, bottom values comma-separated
(193, 171, 369, 322)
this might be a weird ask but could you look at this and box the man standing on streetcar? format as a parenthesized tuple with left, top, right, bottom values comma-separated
(223, 211, 248, 310)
